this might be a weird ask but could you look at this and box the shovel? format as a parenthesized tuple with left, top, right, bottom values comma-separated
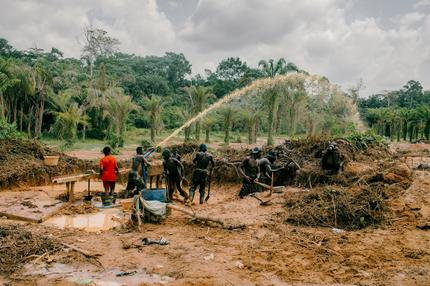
(250, 193, 272, 206)
(254, 181, 285, 194)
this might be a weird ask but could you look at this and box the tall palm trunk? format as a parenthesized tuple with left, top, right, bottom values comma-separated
(224, 124, 230, 145)
(195, 120, 201, 141)
(19, 106, 23, 132)
(402, 120, 408, 141)
(247, 124, 253, 144)
(36, 98, 45, 138)
(253, 119, 259, 143)
(205, 127, 211, 143)
(27, 106, 33, 136)
(267, 106, 274, 145)
(184, 126, 191, 142)
(0, 94, 5, 120)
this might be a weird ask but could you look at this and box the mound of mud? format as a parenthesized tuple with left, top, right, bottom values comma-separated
(57, 203, 98, 216)
(0, 224, 61, 274)
(0, 139, 91, 189)
(285, 187, 387, 230)
(173, 138, 396, 186)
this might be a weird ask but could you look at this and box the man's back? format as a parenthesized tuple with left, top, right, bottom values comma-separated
(242, 156, 259, 178)
(131, 154, 145, 173)
(194, 151, 213, 170)
(164, 158, 181, 176)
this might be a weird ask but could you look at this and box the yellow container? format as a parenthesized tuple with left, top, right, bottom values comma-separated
(120, 199, 133, 212)
(43, 155, 60, 166)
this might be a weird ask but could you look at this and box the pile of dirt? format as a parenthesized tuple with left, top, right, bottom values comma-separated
(0, 224, 61, 274)
(172, 138, 397, 186)
(57, 203, 98, 216)
(285, 186, 387, 230)
(168, 142, 199, 156)
(0, 139, 92, 189)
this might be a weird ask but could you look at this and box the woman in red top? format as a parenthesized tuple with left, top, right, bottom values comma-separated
(100, 146, 119, 196)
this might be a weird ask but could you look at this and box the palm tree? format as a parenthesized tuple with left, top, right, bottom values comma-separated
(0, 59, 20, 120)
(103, 88, 139, 146)
(219, 106, 236, 145)
(202, 115, 216, 143)
(241, 109, 260, 144)
(258, 58, 287, 78)
(143, 95, 163, 142)
(51, 103, 87, 146)
(398, 108, 410, 141)
(417, 105, 430, 140)
(184, 85, 213, 141)
(258, 58, 298, 145)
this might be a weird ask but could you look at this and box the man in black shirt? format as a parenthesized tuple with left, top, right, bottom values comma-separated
(189, 144, 215, 204)
(238, 147, 261, 198)
(258, 151, 283, 185)
(162, 149, 189, 203)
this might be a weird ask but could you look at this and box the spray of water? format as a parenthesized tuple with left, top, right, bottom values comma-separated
(155, 76, 278, 148)
(155, 73, 359, 148)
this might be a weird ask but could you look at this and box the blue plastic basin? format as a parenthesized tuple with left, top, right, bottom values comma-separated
(141, 188, 167, 202)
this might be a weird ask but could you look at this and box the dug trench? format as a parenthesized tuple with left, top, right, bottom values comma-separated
(1, 140, 430, 285)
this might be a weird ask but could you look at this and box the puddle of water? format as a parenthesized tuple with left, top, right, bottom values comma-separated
(43, 208, 123, 232)
(22, 263, 173, 286)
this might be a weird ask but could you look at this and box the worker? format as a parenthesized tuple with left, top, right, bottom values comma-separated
(125, 147, 151, 196)
(189, 144, 215, 205)
(100, 146, 119, 196)
(162, 149, 189, 203)
(258, 150, 282, 185)
(321, 141, 342, 173)
(238, 147, 261, 198)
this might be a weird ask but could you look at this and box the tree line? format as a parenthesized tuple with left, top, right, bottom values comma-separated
(358, 80, 430, 142)
(1, 28, 360, 147)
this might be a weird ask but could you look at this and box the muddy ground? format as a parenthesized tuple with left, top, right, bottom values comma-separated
(0, 142, 429, 285)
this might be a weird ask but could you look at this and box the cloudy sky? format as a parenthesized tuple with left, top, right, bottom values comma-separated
(1, 0, 430, 96)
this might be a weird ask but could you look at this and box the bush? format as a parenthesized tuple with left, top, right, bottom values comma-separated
(107, 133, 124, 149)
(0, 119, 23, 140)
(141, 139, 152, 149)
(346, 131, 387, 150)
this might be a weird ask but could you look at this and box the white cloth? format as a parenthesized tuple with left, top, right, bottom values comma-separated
(142, 199, 167, 217)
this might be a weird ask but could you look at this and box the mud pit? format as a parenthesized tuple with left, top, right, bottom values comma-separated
(0, 141, 429, 285)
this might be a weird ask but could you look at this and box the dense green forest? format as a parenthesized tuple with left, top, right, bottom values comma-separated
(2, 28, 426, 147)
(358, 80, 430, 142)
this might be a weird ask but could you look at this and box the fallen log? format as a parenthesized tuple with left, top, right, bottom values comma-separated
(167, 204, 245, 230)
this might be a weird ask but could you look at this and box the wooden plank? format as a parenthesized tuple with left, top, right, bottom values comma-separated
(0, 211, 41, 223)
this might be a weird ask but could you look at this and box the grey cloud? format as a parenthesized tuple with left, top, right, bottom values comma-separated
(1, 0, 429, 97)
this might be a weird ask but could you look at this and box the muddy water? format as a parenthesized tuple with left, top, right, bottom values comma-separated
(43, 208, 123, 232)
(23, 263, 174, 285)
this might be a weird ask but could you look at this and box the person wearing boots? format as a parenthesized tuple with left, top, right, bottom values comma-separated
(189, 144, 215, 204)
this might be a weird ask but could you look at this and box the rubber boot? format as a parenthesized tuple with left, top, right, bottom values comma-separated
(189, 190, 195, 203)
(199, 192, 205, 204)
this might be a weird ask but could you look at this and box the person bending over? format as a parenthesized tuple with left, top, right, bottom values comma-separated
(238, 147, 261, 198)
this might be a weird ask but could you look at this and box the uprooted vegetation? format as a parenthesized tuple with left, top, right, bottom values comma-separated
(284, 187, 387, 230)
(0, 139, 92, 189)
(0, 224, 62, 274)
(168, 136, 414, 229)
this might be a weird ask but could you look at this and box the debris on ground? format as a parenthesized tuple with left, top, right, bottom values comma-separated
(0, 224, 61, 274)
(142, 236, 169, 245)
(56, 203, 99, 216)
(284, 186, 387, 230)
(21, 200, 38, 208)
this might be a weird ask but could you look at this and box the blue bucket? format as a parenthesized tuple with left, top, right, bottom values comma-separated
(141, 188, 167, 202)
